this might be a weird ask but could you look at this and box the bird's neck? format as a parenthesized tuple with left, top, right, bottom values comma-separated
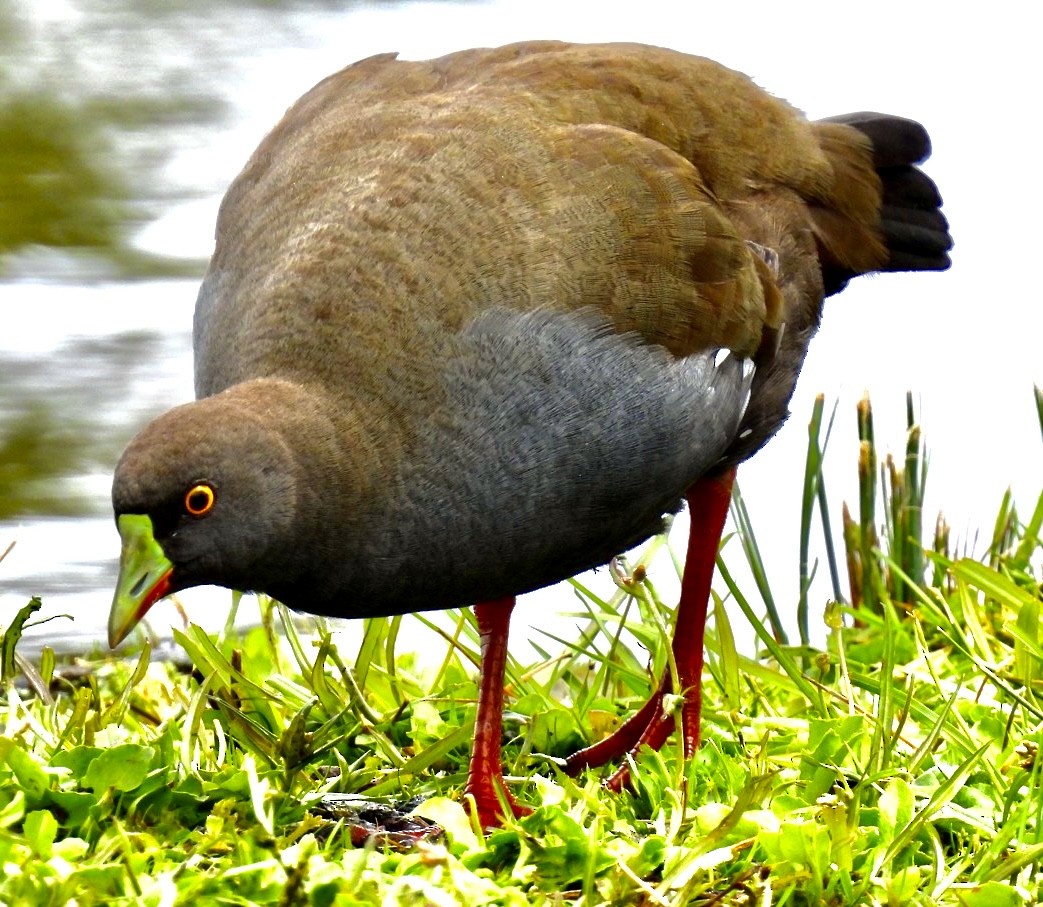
(211, 378, 386, 592)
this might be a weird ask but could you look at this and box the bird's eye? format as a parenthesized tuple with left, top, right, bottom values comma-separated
(184, 483, 215, 517)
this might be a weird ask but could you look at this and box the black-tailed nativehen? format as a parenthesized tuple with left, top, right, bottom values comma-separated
(108, 41, 952, 828)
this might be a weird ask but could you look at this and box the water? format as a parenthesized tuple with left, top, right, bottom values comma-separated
(1, 0, 1039, 658)
(1, 282, 195, 651)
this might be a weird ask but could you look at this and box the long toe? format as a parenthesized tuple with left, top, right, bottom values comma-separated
(464, 773, 533, 830)
(565, 682, 667, 775)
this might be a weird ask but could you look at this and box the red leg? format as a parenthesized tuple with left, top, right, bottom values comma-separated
(564, 682, 666, 774)
(673, 466, 736, 755)
(464, 597, 533, 828)
(567, 467, 737, 790)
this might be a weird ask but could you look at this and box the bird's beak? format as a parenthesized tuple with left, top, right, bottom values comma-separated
(109, 514, 174, 648)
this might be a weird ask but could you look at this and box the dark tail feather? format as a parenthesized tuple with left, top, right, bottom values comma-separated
(818, 112, 953, 295)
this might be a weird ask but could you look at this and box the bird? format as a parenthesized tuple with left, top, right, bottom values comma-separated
(107, 40, 952, 829)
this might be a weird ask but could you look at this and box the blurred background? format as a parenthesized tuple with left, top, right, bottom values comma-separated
(1, 0, 1039, 655)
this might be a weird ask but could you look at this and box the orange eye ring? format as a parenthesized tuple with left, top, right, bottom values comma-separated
(184, 483, 215, 517)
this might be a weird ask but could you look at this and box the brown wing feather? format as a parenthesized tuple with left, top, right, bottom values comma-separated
(206, 42, 846, 385)
(202, 40, 943, 446)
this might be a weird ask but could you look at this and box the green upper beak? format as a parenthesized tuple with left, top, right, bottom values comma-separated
(109, 513, 174, 648)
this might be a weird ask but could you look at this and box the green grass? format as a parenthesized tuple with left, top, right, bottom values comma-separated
(1, 392, 1041, 906)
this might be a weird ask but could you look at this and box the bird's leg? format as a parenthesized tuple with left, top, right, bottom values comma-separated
(672, 466, 736, 755)
(565, 467, 737, 791)
(563, 680, 667, 774)
(464, 597, 533, 828)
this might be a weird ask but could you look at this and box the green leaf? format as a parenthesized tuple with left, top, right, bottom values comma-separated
(953, 559, 1039, 611)
(411, 796, 480, 853)
(1, 597, 41, 685)
(0, 788, 25, 829)
(878, 777, 914, 840)
(82, 744, 155, 793)
(956, 881, 1025, 907)
(45, 789, 94, 830)
(23, 809, 58, 859)
(409, 699, 450, 750)
(51, 746, 104, 780)
(712, 592, 741, 711)
(628, 835, 666, 876)
(243, 755, 274, 838)
(0, 737, 50, 802)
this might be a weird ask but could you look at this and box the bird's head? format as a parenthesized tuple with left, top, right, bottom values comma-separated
(108, 389, 300, 647)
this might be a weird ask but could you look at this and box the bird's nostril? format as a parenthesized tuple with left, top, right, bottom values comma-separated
(129, 572, 149, 598)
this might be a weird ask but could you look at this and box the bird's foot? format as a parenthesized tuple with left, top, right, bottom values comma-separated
(564, 677, 690, 793)
(600, 707, 678, 792)
(564, 684, 666, 776)
(565, 676, 705, 792)
(464, 773, 533, 830)
(569, 470, 730, 793)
